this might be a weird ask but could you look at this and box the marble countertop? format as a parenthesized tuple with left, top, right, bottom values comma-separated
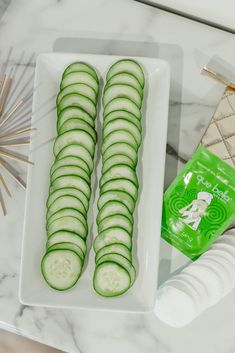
(0, 1, 235, 352)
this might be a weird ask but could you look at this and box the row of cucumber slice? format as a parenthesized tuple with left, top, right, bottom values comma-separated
(41, 62, 99, 291)
(93, 59, 145, 297)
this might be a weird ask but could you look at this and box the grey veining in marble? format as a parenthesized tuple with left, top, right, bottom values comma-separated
(0, 1, 235, 353)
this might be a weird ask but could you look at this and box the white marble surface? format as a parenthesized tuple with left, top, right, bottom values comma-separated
(149, 0, 235, 31)
(0, 0, 235, 352)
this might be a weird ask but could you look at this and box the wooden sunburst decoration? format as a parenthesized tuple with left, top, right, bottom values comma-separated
(0, 48, 36, 215)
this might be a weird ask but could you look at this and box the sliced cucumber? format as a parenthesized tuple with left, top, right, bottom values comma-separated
(95, 244, 131, 263)
(47, 231, 86, 255)
(58, 107, 94, 131)
(97, 253, 136, 286)
(100, 165, 138, 188)
(101, 178, 138, 201)
(60, 71, 99, 94)
(46, 208, 87, 230)
(98, 190, 135, 214)
(103, 119, 141, 146)
(50, 176, 91, 201)
(47, 242, 85, 261)
(50, 156, 90, 177)
(93, 227, 131, 253)
(104, 110, 141, 130)
(105, 72, 142, 96)
(104, 98, 141, 120)
(93, 262, 130, 297)
(51, 165, 90, 185)
(47, 216, 88, 239)
(54, 130, 95, 158)
(98, 214, 133, 236)
(97, 200, 133, 225)
(41, 249, 82, 291)
(47, 195, 87, 220)
(63, 62, 98, 82)
(57, 93, 96, 119)
(57, 145, 93, 173)
(106, 59, 145, 88)
(57, 83, 97, 105)
(47, 188, 89, 212)
(58, 118, 97, 143)
(103, 84, 142, 109)
(102, 154, 135, 174)
(102, 143, 137, 166)
(102, 130, 138, 154)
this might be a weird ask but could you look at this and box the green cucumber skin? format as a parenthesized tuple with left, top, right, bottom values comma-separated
(63, 62, 99, 82)
(41, 249, 82, 291)
(106, 59, 145, 88)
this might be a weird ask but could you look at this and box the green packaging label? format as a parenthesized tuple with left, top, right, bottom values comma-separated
(161, 146, 235, 260)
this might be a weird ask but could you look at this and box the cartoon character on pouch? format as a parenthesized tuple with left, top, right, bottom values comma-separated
(179, 192, 213, 230)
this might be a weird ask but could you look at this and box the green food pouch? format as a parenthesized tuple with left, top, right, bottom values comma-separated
(161, 146, 235, 260)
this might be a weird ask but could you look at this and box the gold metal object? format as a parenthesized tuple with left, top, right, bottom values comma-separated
(201, 66, 235, 91)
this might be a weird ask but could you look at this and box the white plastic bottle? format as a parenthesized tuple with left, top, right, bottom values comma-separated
(155, 229, 235, 327)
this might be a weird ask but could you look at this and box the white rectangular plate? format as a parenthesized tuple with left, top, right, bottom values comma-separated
(19, 52, 170, 312)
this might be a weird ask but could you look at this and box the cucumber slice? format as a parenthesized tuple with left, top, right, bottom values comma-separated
(50, 176, 91, 201)
(54, 130, 95, 158)
(47, 231, 86, 255)
(59, 118, 97, 143)
(94, 227, 131, 253)
(93, 262, 130, 297)
(103, 119, 142, 146)
(101, 178, 138, 201)
(104, 98, 141, 120)
(57, 83, 97, 105)
(97, 200, 133, 225)
(47, 216, 88, 239)
(57, 145, 93, 173)
(103, 143, 137, 165)
(58, 107, 94, 131)
(98, 190, 135, 214)
(98, 214, 133, 236)
(102, 130, 138, 154)
(103, 84, 142, 109)
(47, 188, 89, 212)
(104, 110, 141, 130)
(41, 249, 82, 291)
(61, 71, 99, 94)
(102, 154, 135, 174)
(51, 165, 90, 185)
(50, 156, 90, 177)
(63, 62, 98, 82)
(100, 165, 138, 188)
(106, 59, 145, 88)
(47, 195, 87, 220)
(57, 93, 96, 119)
(48, 242, 85, 261)
(97, 253, 136, 286)
(105, 72, 142, 96)
(95, 244, 131, 263)
(47, 208, 87, 230)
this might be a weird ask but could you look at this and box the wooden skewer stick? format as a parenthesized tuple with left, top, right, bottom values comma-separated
(0, 158, 26, 189)
(0, 77, 12, 116)
(0, 98, 24, 129)
(0, 74, 6, 95)
(0, 188, 7, 216)
(0, 149, 33, 165)
(0, 173, 11, 197)
(0, 140, 30, 147)
(0, 158, 26, 190)
(0, 127, 36, 141)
